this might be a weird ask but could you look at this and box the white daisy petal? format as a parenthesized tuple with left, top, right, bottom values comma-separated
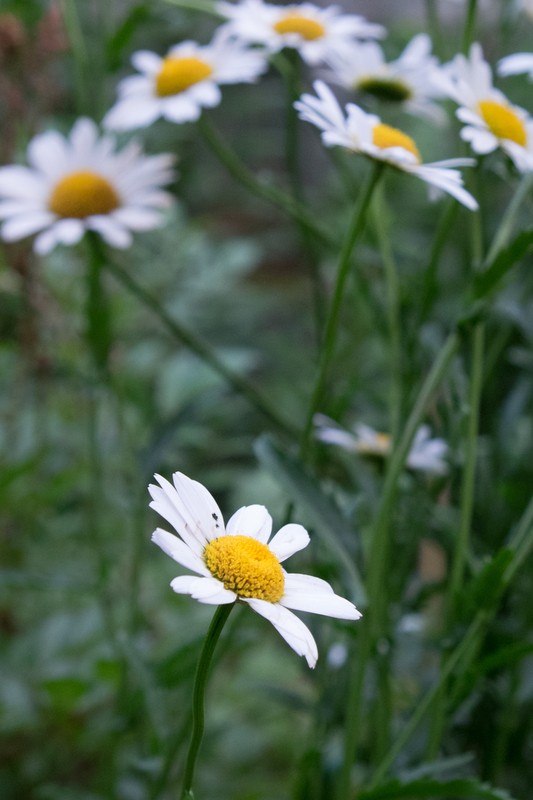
(1, 211, 56, 241)
(172, 471, 226, 542)
(244, 598, 319, 668)
(0, 166, 48, 199)
(170, 575, 236, 604)
(52, 218, 85, 246)
(268, 524, 310, 562)
(280, 586, 362, 620)
(226, 504, 272, 543)
(86, 215, 132, 249)
(131, 49, 162, 75)
(103, 98, 162, 131)
(151, 527, 210, 576)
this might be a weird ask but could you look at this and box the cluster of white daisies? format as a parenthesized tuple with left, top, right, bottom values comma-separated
(1, 0, 533, 256)
(2, 2, 533, 665)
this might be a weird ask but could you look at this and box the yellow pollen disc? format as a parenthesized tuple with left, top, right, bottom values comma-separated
(204, 534, 285, 603)
(372, 123, 421, 162)
(357, 432, 391, 456)
(273, 13, 326, 40)
(48, 170, 120, 219)
(478, 99, 527, 146)
(155, 56, 213, 97)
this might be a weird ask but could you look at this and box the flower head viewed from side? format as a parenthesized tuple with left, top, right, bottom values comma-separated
(434, 43, 533, 173)
(295, 80, 478, 210)
(326, 33, 446, 123)
(103, 30, 267, 130)
(314, 415, 449, 476)
(150, 471, 361, 668)
(216, 0, 385, 66)
(0, 118, 175, 255)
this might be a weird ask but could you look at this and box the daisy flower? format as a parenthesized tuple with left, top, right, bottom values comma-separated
(294, 80, 478, 210)
(150, 471, 361, 668)
(103, 29, 267, 130)
(314, 415, 449, 476)
(433, 43, 533, 172)
(0, 118, 174, 255)
(216, 0, 385, 67)
(498, 52, 533, 81)
(326, 34, 446, 124)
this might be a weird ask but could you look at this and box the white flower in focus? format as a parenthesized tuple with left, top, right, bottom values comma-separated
(216, 0, 385, 66)
(295, 81, 478, 209)
(0, 118, 175, 255)
(326, 34, 446, 123)
(104, 30, 267, 130)
(314, 415, 449, 476)
(150, 472, 361, 668)
(434, 43, 533, 172)
(498, 52, 533, 81)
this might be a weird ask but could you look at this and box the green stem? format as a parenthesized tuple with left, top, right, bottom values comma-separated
(181, 603, 234, 800)
(300, 162, 384, 457)
(337, 331, 460, 800)
(424, 0, 443, 56)
(198, 115, 334, 249)
(160, 0, 220, 15)
(484, 173, 533, 266)
(448, 322, 485, 611)
(462, 0, 478, 53)
(372, 490, 533, 785)
(372, 186, 402, 442)
(370, 612, 487, 787)
(59, 0, 90, 114)
(103, 256, 297, 438)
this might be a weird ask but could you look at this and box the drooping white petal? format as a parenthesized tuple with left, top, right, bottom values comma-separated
(280, 586, 362, 620)
(51, 218, 85, 246)
(268, 524, 310, 562)
(151, 527, 210, 576)
(170, 575, 236, 604)
(226, 504, 272, 543)
(244, 598, 319, 668)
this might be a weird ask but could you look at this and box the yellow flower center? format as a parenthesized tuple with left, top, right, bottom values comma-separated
(204, 534, 285, 603)
(48, 170, 120, 219)
(155, 56, 213, 97)
(273, 13, 325, 40)
(478, 99, 527, 146)
(372, 123, 421, 162)
(357, 432, 391, 456)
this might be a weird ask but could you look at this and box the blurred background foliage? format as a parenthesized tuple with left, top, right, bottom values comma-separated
(2, 1, 533, 799)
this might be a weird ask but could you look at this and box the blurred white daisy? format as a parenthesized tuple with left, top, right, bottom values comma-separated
(295, 80, 478, 209)
(103, 30, 267, 130)
(498, 52, 533, 81)
(434, 43, 533, 172)
(314, 414, 449, 476)
(326, 34, 446, 124)
(216, 0, 385, 66)
(0, 118, 174, 255)
(150, 471, 361, 668)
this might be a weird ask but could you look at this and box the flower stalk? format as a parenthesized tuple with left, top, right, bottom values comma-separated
(181, 603, 234, 800)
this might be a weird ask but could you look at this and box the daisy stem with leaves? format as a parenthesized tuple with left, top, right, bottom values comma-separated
(180, 603, 234, 800)
(338, 330, 460, 799)
(300, 161, 384, 457)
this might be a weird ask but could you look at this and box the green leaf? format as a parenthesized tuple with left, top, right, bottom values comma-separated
(105, 4, 151, 72)
(457, 547, 513, 621)
(359, 777, 516, 800)
(473, 228, 533, 300)
(254, 434, 366, 605)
